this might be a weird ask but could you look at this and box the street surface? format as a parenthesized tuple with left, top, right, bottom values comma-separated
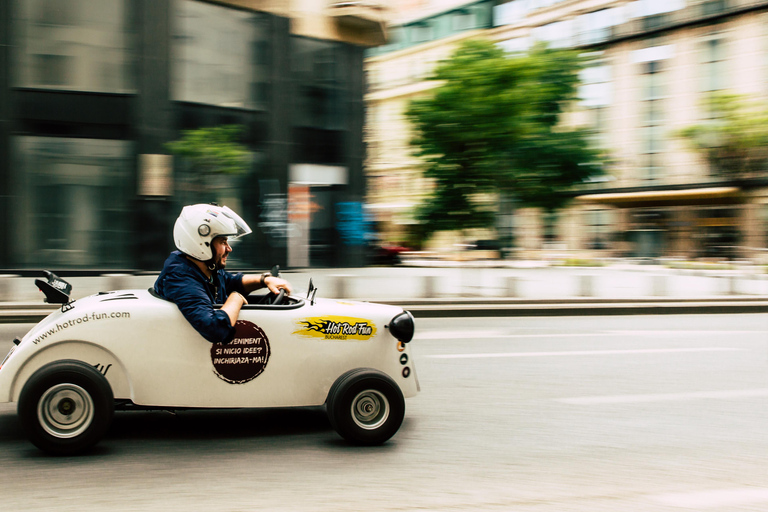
(1, 314, 768, 511)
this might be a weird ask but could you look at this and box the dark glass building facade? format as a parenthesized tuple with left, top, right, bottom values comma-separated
(0, 0, 367, 271)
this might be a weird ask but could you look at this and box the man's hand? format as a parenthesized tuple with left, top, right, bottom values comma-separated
(264, 275, 292, 295)
(241, 272, 293, 295)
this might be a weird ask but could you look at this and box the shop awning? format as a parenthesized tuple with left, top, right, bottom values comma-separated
(575, 186, 742, 207)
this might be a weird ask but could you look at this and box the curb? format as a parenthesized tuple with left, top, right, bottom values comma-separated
(3, 298, 768, 323)
(406, 302, 768, 318)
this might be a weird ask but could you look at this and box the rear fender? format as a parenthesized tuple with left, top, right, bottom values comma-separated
(8, 341, 131, 402)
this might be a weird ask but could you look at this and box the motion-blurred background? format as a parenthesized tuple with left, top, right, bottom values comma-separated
(1, 0, 767, 273)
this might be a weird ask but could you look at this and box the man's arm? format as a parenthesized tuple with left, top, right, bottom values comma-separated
(166, 276, 240, 344)
(242, 273, 293, 295)
(220, 291, 248, 327)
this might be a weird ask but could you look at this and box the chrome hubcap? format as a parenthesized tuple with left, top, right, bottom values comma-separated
(38, 383, 94, 439)
(351, 390, 389, 430)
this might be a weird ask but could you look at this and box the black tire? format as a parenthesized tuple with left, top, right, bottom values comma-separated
(326, 368, 405, 445)
(18, 360, 114, 455)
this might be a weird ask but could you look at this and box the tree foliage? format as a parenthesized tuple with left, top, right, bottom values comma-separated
(406, 39, 603, 237)
(166, 124, 251, 179)
(676, 92, 768, 179)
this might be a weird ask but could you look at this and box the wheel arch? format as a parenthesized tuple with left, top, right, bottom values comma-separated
(9, 340, 131, 402)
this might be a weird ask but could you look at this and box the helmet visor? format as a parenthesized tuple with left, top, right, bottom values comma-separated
(220, 206, 252, 239)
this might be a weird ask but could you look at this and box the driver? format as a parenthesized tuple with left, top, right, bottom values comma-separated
(154, 204, 292, 344)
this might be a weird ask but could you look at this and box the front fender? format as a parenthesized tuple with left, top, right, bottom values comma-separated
(1, 340, 131, 402)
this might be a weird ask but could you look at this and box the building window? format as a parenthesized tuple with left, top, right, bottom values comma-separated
(643, 14, 669, 31)
(543, 210, 559, 242)
(700, 34, 728, 94)
(697, 206, 739, 259)
(701, 0, 728, 16)
(172, 0, 266, 109)
(580, 60, 612, 149)
(292, 38, 346, 131)
(497, 37, 531, 54)
(640, 60, 666, 181)
(588, 209, 613, 250)
(37, 0, 77, 26)
(532, 19, 574, 49)
(494, 0, 530, 27)
(577, 10, 612, 46)
(33, 54, 71, 86)
(410, 22, 432, 44)
(452, 10, 475, 31)
(13, 137, 134, 269)
(636, 0, 685, 17)
(13, 0, 137, 93)
(291, 37, 350, 164)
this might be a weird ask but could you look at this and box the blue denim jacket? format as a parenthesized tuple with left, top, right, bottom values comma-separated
(154, 251, 245, 344)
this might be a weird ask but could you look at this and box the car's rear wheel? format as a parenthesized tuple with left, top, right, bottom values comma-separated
(18, 360, 114, 455)
(326, 368, 405, 445)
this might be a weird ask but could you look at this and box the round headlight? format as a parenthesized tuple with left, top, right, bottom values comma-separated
(388, 311, 415, 343)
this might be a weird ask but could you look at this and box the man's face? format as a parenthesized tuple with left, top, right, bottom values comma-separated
(211, 237, 232, 270)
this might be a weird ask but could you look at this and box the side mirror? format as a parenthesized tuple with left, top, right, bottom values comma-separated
(306, 278, 317, 305)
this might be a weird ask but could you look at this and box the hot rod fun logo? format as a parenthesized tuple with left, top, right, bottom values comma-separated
(294, 316, 377, 341)
(211, 320, 270, 384)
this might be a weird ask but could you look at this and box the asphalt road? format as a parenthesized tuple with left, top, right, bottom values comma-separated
(1, 314, 768, 511)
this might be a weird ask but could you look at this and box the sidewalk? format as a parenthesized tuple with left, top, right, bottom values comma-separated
(3, 260, 768, 321)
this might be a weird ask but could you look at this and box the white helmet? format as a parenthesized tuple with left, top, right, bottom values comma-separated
(173, 204, 252, 261)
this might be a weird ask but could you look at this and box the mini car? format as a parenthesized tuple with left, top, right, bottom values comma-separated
(0, 270, 417, 455)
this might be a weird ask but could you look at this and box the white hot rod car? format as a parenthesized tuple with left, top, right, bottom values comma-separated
(0, 270, 417, 455)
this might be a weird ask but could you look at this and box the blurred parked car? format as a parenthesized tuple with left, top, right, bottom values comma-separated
(369, 244, 410, 266)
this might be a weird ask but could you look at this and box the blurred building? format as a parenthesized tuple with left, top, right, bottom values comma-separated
(0, 0, 388, 271)
(366, 0, 768, 261)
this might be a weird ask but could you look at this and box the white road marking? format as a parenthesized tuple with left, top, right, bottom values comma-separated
(558, 388, 768, 405)
(608, 330, 766, 336)
(416, 330, 508, 339)
(417, 332, 610, 340)
(426, 347, 741, 359)
(416, 330, 766, 340)
(650, 488, 768, 508)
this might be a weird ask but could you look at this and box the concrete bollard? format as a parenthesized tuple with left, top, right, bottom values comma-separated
(651, 275, 667, 297)
(422, 275, 436, 299)
(579, 274, 594, 297)
(506, 276, 519, 298)
(103, 273, 131, 292)
(333, 275, 352, 299)
(0, 274, 19, 302)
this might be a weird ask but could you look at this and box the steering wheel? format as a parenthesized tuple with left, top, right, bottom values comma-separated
(272, 288, 285, 305)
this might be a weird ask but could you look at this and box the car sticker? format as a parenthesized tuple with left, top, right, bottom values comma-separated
(293, 316, 377, 341)
(211, 320, 270, 384)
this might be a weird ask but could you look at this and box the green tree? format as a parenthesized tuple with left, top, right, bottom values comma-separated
(405, 39, 603, 240)
(676, 92, 768, 179)
(165, 124, 251, 202)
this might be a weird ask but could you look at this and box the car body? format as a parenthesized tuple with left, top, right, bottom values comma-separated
(0, 272, 417, 454)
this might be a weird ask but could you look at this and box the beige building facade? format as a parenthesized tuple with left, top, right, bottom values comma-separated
(366, 0, 768, 261)
(220, 0, 389, 45)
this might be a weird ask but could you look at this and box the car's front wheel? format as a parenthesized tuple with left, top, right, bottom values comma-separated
(326, 368, 405, 445)
(18, 360, 114, 455)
